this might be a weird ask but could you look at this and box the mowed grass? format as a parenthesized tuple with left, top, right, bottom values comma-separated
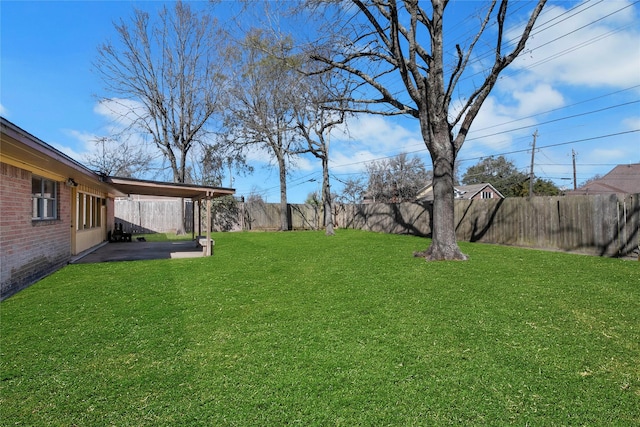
(1, 230, 638, 426)
(133, 232, 193, 242)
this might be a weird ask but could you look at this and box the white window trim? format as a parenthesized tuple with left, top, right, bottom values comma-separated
(32, 176, 58, 220)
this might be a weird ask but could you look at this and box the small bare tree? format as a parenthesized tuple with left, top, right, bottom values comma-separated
(338, 176, 366, 204)
(187, 142, 251, 188)
(293, 68, 351, 236)
(83, 136, 153, 178)
(366, 153, 430, 203)
(311, 0, 547, 260)
(95, 1, 230, 233)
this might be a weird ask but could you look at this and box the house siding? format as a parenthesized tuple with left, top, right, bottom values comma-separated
(1, 162, 72, 299)
(469, 186, 501, 200)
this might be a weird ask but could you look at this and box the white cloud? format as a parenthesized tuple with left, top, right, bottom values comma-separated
(242, 143, 273, 165)
(0, 103, 8, 117)
(511, 83, 565, 117)
(50, 142, 88, 164)
(464, 97, 537, 152)
(327, 114, 428, 174)
(584, 148, 631, 164)
(291, 155, 316, 172)
(64, 129, 99, 154)
(455, 0, 639, 180)
(460, 81, 564, 143)
(94, 98, 147, 133)
(38, 130, 98, 167)
(240, 142, 317, 174)
(623, 116, 640, 130)
(335, 114, 423, 152)
(330, 149, 385, 173)
(510, 0, 640, 89)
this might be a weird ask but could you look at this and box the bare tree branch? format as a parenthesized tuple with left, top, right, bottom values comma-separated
(308, 0, 547, 260)
(95, 1, 230, 184)
(95, 1, 231, 234)
(445, 1, 498, 113)
(452, 0, 547, 152)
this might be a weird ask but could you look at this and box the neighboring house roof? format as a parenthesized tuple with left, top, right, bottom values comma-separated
(417, 183, 504, 201)
(454, 183, 505, 200)
(565, 163, 640, 195)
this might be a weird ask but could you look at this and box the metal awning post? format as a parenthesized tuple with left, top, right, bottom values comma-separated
(206, 193, 212, 256)
(191, 198, 195, 241)
(197, 199, 202, 239)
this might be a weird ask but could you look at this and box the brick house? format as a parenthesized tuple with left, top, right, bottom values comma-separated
(1, 118, 234, 299)
(1, 118, 118, 299)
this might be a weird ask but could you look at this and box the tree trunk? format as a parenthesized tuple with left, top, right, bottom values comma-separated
(321, 156, 334, 236)
(175, 197, 187, 235)
(418, 165, 467, 260)
(414, 127, 467, 261)
(278, 155, 289, 231)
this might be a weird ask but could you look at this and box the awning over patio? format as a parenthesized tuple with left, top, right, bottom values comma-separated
(106, 177, 234, 256)
(105, 176, 235, 200)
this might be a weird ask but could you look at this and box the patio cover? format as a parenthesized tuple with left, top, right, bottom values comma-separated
(105, 176, 234, 200)
(106, 176, 235, 256)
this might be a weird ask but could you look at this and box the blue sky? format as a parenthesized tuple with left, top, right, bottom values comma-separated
(2, 0, 639, 203)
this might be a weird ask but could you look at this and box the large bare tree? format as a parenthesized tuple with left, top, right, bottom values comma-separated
(224, 29, 304, 231)
(95, 1, 229, 233)
(311, 0, 547, 260)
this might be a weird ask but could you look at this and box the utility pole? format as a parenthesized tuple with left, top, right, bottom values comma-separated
(572, 149, 577, 190)
(529, 130, 537, 198)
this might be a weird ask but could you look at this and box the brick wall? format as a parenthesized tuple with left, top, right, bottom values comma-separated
(1, 163, 72, 299)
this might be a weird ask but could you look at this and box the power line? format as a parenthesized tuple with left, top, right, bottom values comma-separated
(467, 85, 640, 135)
(510, 22, 636, 73)
(329, 102, 639, 170)
(465, 100, 639, 142)
(526, 1, 638, 57)
(458, 129, 640, 162)
(457, 0, 600, 70)
(459, 1, 638, 85)
(328, 128, 638, 175)
(239, 2, 640, 195)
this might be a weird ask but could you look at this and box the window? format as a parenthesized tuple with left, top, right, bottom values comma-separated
(76, 193, 84, 230)
(32, 176, 58, 220)
(76, 192, 102, 230)
(481, 191, 493, 199)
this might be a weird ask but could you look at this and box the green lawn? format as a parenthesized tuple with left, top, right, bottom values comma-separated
(1, 230, 638, 426)
(133, 232, 194, 242)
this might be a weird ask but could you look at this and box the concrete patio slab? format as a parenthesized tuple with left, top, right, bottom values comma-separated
(72, 240, 204, 264)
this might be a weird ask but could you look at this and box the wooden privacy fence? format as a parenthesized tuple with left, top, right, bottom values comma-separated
(115, 199, 324, 233)
(114, 198, 195, 234)
(339, 194, 639, 257)
(115, 194, 639, 257)
(453, 194, 639, 257)
(243, 202, 323, 231)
